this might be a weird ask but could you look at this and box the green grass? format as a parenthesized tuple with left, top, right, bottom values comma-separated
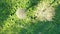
(0, 0, 60, 34)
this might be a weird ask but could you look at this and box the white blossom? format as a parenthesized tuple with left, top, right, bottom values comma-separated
(16, 8, 27, 19)
(34, 2, 55, 21)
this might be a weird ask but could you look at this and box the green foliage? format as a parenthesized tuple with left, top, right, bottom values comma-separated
(0, 0, 60, 34)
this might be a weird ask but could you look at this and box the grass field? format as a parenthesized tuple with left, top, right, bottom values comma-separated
(0, 0, 60, 34)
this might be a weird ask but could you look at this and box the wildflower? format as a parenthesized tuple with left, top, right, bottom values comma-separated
(34, 2, 55, 21)
(16, 8, 27, 19)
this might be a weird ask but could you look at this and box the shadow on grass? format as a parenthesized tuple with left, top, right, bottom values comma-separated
(26, 0, 41, 9)
(0, 1, 14, 28)
(54, 4, 60, 23)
